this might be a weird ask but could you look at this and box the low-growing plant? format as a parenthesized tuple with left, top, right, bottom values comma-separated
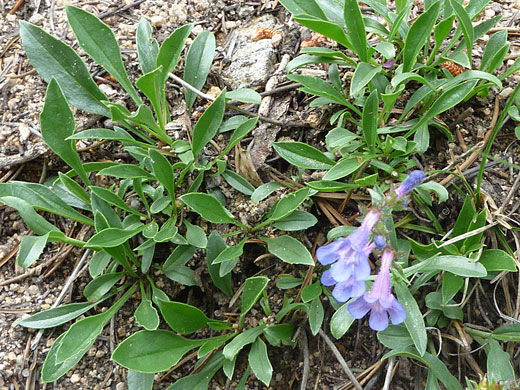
(7, 6, 321, 388)
(4, 1, 520, 389)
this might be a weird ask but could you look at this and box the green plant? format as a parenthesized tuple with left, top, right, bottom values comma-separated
(7, 7, 322, 388)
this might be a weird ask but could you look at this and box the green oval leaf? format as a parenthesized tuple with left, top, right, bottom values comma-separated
(273, 141, 334, 170)
(330, 301, 355, 339)
(394, 282, 427, 356)
(264, 236, 314, 265)
(157, 300, 210, 334)
(479, 249, 517, 272)
(66, 6, 141, 105)
(112, 330, 202, 373)
(181, 192, 240, 225)
(18, 21, 108, 116)
(184, 31, 216, 110)
(248, 338, 272, 386)
(83, 272, 124, 303)
(86, 227, 143, 248)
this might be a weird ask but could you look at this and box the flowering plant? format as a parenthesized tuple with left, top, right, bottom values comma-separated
(317, 170, 425, 331)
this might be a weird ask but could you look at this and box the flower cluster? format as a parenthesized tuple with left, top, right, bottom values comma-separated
(317, 171, 425, 331)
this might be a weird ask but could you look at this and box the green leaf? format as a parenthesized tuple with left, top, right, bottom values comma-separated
(128, 370, 154, 390)
(276, 275, 303, 289)
(269, 187, 311, 221)
(479, 249, 517, 272)
(136, 67, 167, 131)
(272, 141, 334, 170)
(323, 158, 360, 180)
(411, 80, 478, 134)
(330, 301, 355, 339)
(350, 62, 382, 96)
(421, 255, 487, 277)
(450, 0, 474, 64)
(308, 298, 324, 336)
(90, 186, 145, 217)
(212, 238, 247, 264)
(301, 282, 322, 303)
(184, 31, 216, 110)
(162, 244, 196, 272)
(41, 332, 84, 382)
(206, 231, 233, 297)
(394, 282, 427, 356)
(223, 324, 266, 360)
(481, 30, 508, 71)
(156, 24, 193, 85)
(192, 91, 227, 159)
(86, 227, 143, 248)
(226, 88, 261, 104)
(221, 170, 255, 196)
(149, 149, 175, 199)
(287, 74, 351, 107)
(343, 0, 368, 62)
(492, 324, 520, 341)
(55, 312, 109, 363)
(66, 6, 141, 105)
(278, 0, 327, 19)
(0, 196, 59, 235)
(402, 1, 441, 72)
(18, 21, 108, 116)
(58, 172, 90, 205)
(241, 276, 269, 320)
(181, 192, 240, 225)
(136, 18, 159, 74)
(183, 220, 207, 248)
(97, 164, 153, 179)
(362, 89, 379, 152)
(157, 300, 210, 334)
(0, 182, 93, 226)
(377, 325, 415, 350)
(135, 298, 160, 331)
(18, 301, 98, 329)
(198, 334, 236, 358)
(41, 78, 90, 186)
(441, 273, 464, 304)
(264, 236, 314, 265)
(221, 117, 258, 155)
(168, 352, 224, 390)
(382, 347, 462, 390)
(83, 272, 124, 303)
(251, 182, 283, 203)
(487, 338, 515, 383)
(17, 233, 49, 268)
(272, 210, 318, 231)
(248, 338, 272, 386)
(112, 330, 203, 373)
(89, 251, 111, 277)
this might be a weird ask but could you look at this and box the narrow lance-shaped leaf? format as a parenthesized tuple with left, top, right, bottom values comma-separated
(344, 0, 368, 62)
(18, 21, 109, 116)
(136, 17, 159, 74)
(278, 0, 327, 19)
(184, 31, 216, 111)
(40, 78, 90, 186)
(450, 0, 474, 66)
(362, 89, 379, 153)
(156, 24, 193, 85)
(66, 6, 142, 105)
(394, 282, 427, 356)
(402, 1, 441, 72)
(17, 233, 50, 268)
(192, 91, 227, 159)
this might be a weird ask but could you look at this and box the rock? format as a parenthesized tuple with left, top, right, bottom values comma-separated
(70, 373, 81, 384)
(115, 383, 125, 390)
(28, 285, 39, 296)
(500, 87, 514, 99)
(150, 15, 165, 28)
(222, 14, 278, 89)
(28, 13, 45, 25)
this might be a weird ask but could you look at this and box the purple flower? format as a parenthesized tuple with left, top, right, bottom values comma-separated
(374, 235, 386, 250)
(383, 59, 395, 68)
(394, 170, 425, 199)
(348, 249, 406, 331)
(317, 211, 380, 302)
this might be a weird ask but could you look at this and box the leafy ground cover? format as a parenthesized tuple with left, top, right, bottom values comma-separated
(0, 0, 520, 389)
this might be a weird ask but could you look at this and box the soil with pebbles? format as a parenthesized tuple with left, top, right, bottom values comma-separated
(1, 0, 520, 389)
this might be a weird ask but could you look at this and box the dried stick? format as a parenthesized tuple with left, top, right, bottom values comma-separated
(318, 329, 363, 390)
(299, 328, 310, 390)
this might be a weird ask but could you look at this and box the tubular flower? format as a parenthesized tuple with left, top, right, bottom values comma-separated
(394, 170, 425, 199)
(317, 210, 380, 300)
(347, 249, 406, 331)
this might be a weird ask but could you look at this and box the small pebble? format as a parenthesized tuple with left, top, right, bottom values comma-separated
(28, 285, 39, 296)
(500, 87, 514, 99)
(70, 373, 81, 384)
